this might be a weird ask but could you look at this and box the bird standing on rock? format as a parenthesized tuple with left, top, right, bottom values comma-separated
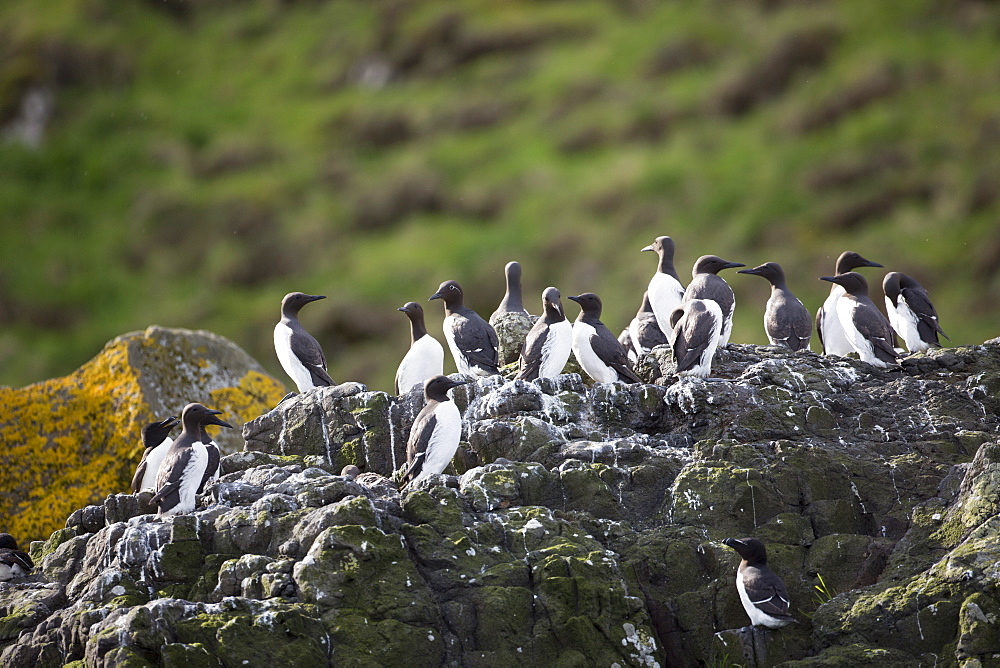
(151, 403, 233, 516)
(569, 293, 642, 384)
(518, 287, 572, 381)
(641, 236, 686, 343)
(395, 302, 445, 394)
(683, 255, 745, 348)
(883, 272, 949, 353)
(430, 280, 499, 377)
(723, 537, 796, 629)
(627, 292, 668, 361)
(816, 251, 883, 356)
(401, 375, 468, 486)
(0, 534, 33, 581)
(130, 416, 180, 494)
(738, 262, 811, 352)
(274, 292, 335, 394)
(489, 261, 530, 325)
(820, 272, 898, 368)
(670, 299, 723, 379)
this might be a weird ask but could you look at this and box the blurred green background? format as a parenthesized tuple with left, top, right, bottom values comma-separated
(2, 0, 998, 394)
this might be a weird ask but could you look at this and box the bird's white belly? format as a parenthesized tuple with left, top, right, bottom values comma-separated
(835, 299, 883, 366)
(572, 322, 618, 383)
(735, 571, 786, 628)
(0, 563, 28, 580)
(163, 442, 209, 516)
(648, 273, 685, 343)
(417, 402, 463, 480)
(397, 335, 445, 392)
(539, 320, 572, 378)
(274, 323, 314, 392)
(139, 437, 173, 491)
(821, 287, 855, 356)
(896, 297, 926, 352)
(442, 314, 474, 376)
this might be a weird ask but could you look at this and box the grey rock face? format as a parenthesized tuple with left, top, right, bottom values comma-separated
(4, 342, 1000, 666)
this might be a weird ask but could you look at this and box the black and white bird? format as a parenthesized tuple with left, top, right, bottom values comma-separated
(517, 287, 572, 381)
(0, 533, 33, 581)
(151, 403, 233, 516)
(816, 251, 883, 356)
(274, 292, 335, 393)
(683, 255, 745, 347)
(670, 299, 723, 379)
(197, 422, 224, 494)
(723, 537, 796, 629)
(130, 416, 180, 494)
(430, 280, 500, 377)
(395, 302, 445, 394)
(568, 293, 642, 384)
(627, 291, 669, 361)
(489, 261, 530, 325)
(883, 272, 949, 354)
(641, 236, 686, 342)
(738, 262, 811, 352)
(401, 375, 468, 486)
(820, 272, 899, 367)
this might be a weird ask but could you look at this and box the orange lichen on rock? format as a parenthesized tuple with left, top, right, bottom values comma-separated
(0, 326, 287, 543)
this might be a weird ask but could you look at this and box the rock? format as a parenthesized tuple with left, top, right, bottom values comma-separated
(4, 339, 1000, 665)
(0, 326, 286, 542)
(491, 311, 536, 367)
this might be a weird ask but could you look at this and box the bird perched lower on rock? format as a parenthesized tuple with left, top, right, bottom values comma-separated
(817, 251, 882, 356)
(569, 293, 642, 384)
(517, 287, 572, 381)
(683, 255, 745, 348)
(670, 299, 723, 379)
(489, 261, 530, 325)
(723, 537, 796, 629)
(820, 272, 898, 368)
(395, 302, 445, 394)
(130, 415, 180, 493)
(0, 533, 33, 581)
(883, 272, 949, 353)
(401, 375, 468, 486)
(151, 403, 233, 516)
(738, 262, 811, 352)
(430, 280, 500, 377)
(642, 236, 686, 343)
(627, 291, 668, 360)
(274, 292, 336, 394)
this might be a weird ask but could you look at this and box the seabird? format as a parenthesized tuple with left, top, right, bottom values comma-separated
(816, 251, 882, 356)
(641, 236, 686, 342)
(401, 375, 468, 486)
(738, 262, 811, 351)
(628, 291, 669, 358)
(723, 537, 796, 629)
(517, 287, 572, 381)
(274, 292, 335, 393)
(683, 255, 745, 347)
(151, 403, 233, 516)
(670, 299, 723, 378)
(820, 272, 899, 367)
(568, 293, 643, 384)
(395, 302, 445, 394)
(883, 272, 949, 353)
(429, 280, 500, 377)
(619, 328, 637, 364)
(0, 533, 33, 581)
(489, 261, 530, 325)
(130, 416, 180, 494)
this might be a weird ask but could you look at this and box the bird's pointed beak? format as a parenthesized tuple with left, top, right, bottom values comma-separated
(397, 306, 407, 312)
(307, 295, 327, 302)
(567, 295, 582, 303)
(736, 268, 758, 276)
(725, 262, 747, 270)
(864, 261, 884, 268)
(204, 410, 233, 429)
(820, 276, 839, 284)
(641, 244, 654, 253)
(722, 537, 743, 548)
(429, 292, 443, 301)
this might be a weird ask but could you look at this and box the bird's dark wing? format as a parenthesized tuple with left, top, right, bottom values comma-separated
(517, 323, 549, 381)
(687, 275, 735, 319)
(198, 444, 221, 494)
(815, 307, 826, 353)
(130, 450, 151, 494)
(591, 324, 642, 383)
(902, 286, 949, 342)
(149, 479, 179, 510)
(453, 312, 500, 373)
(0, 548, 34, 571)
(636, 315, 668, 349)
(767, 295, 812, 352)
(743, 566, 794, 620)
(151, 447, 190, 511)
(673, 309, 717, 372)
(290, 328, 335, 387)
(403, 405, 438, 484)
(852, 305, 899, 364)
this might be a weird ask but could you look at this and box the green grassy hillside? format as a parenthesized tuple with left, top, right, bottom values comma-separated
(2, 0, 998, 393)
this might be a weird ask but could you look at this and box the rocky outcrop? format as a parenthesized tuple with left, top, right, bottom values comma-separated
(2, 340, 999, 666)
(0, 326, 287, 544)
